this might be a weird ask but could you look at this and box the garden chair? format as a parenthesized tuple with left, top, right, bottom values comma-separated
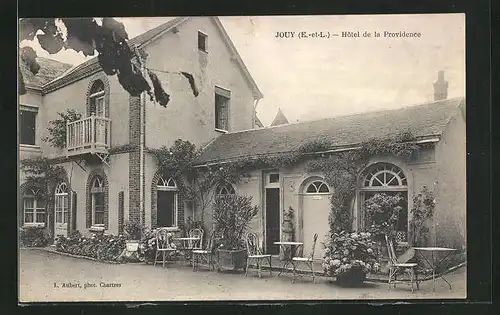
(192, 230, 216, 271)
(386, 235, 418, 292)
(245, 232, 272, 278)
(154, 228, 177, 268)
(292, 233, 318, 283)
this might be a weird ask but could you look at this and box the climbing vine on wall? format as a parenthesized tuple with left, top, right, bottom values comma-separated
(42, 109, 82, 149)
(20, 157, 67, 202)
(306, 131, 420, 236)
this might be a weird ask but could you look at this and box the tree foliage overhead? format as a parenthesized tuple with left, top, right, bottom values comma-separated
(19, 18, 196, 106)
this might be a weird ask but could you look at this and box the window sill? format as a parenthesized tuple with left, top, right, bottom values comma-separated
(215, 128, 228, 134)
(22, 223, 45, 229)
(89, 226, 105, 232)
(20, 144, 42, 153)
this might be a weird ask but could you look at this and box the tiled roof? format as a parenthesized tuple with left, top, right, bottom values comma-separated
(20, 57, 73, 88)
(196, 97, 465, 164)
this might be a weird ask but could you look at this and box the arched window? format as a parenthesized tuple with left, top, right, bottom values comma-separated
(91, 176, 105, 226)
(359, 163, 408, 242)
(22, 188, 46, 226)
(216, 182, 236, 195)
(157, 176, 177, 190)
(156, 176, 178, 227)
(54, 182, 69, 226)
(88, 80, 106, 118)
(362, 163, 407, 188)
(305, 180, 330, 194)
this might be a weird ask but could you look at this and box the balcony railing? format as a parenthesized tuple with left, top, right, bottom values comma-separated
(66, 114, 111, 157)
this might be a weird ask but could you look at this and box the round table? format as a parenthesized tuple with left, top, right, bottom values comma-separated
(413, 247, 457, 291)
(273, 241, 304, 275)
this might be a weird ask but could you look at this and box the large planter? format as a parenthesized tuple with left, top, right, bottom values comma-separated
(126, 240, 140, 252)
(216, 249, 247, 272)
(336, 268, 367, 287)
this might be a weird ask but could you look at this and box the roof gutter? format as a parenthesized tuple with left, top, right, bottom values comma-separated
(193, 136, 441, 169)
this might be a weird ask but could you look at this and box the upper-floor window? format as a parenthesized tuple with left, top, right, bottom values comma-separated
(215, 86, 230, 132)
(198, 31, 208, 52)
(19, 107, 37, 145)
(88, 80, 106, 118)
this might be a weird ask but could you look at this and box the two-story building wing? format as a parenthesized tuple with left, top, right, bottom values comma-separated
(19, 17, 263, 240)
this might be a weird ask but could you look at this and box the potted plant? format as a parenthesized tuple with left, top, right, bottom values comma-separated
(322, 231, 381, 287)
(124, 221, 143, 252)
(212, 194, 258, 271)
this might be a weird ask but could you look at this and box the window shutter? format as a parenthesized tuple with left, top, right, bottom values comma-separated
(86, 195, 92, 228)
(71, 191, 77, 233)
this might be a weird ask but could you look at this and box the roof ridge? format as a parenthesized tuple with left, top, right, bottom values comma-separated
(225, 96, 465, 136)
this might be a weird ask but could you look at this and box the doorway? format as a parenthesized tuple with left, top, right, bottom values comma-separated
(157, 191, 176, 227)
(265, 188, 280, 255)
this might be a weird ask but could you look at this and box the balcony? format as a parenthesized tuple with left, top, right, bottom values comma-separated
(66, 115, 111, 158)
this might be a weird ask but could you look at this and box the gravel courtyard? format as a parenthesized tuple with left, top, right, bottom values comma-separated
(19, 249, 466, 302)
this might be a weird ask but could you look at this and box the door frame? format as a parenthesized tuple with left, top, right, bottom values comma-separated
(262, 170, 281, 254)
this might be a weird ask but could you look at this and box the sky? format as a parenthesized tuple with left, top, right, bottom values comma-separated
(19, 14, 465, 126)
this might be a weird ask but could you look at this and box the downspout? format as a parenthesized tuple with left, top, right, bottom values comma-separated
(136, 46, 146, 228)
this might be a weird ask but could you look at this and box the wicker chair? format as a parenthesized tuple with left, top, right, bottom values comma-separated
(245, 232, 272, 278)
(292, 233, 318, 283)
(154, 228, 177, 268)
(192, 230, 216, 271)
(386, 235, 418, 292)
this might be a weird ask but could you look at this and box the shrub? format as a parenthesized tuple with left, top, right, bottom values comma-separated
(212, 194, 258, 250)
(55, 231, 126, 262)
(322, 231, 381, 286)
(123, 220, 144, 240)
(19, 227, 49, 247)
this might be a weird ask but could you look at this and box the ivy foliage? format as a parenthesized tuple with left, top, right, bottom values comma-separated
(409, 185, 436, 246)
(42, 109, 82, 149)
(307, 131, 420, 236)
(20, 157, 67, 202)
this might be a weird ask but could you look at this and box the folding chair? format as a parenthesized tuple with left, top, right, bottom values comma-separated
(292, 233, 318, 283)
(386, 235, 418, 292)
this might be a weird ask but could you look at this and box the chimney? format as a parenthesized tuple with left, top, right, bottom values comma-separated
(433, 70, 448, 101)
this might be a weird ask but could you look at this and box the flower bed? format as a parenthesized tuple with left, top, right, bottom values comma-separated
(322, 231, 381, 286)
(20, 227, 49, 248)
(55, 231, 126, 262)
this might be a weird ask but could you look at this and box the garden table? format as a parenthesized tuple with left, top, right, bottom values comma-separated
(274, 241, 304, 276)
(413, 247, 457, 291)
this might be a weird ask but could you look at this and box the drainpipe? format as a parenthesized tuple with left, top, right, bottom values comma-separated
(136, 46, 146, 228)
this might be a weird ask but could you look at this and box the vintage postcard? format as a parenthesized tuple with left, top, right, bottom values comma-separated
(18, 14, 466, 302)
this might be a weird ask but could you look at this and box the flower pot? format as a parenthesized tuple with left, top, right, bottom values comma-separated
(336, 268, 367, 287)
(216, 249, 247, 271)
(126, 240, 140, 252)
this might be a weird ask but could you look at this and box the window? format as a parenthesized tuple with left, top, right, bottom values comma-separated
(23, 189, 46, 226)
(88, 80, 106, 117)
(305, 181, 330, 194)
(216, 183, 235, 195)
(215, 87, 230, 131)
(198, 31, 207, 52)
(157, 176, 178, 227)
(20, 109, 37, 145)
(269, 173, 280, 184)
(55, 182, 69, 225)
(359, 163, 408, 242)
(91, 176, 105, 226)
